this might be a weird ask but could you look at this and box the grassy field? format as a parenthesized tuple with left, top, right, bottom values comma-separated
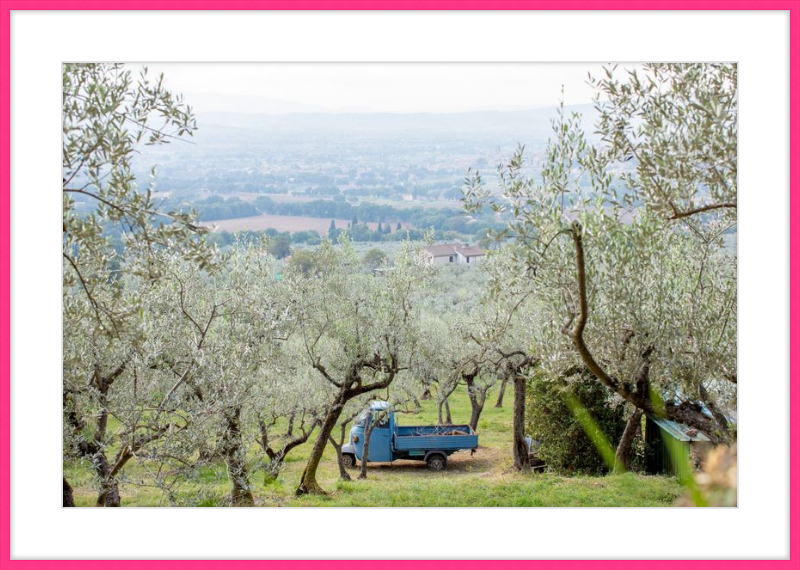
(64, 387, 684, 507)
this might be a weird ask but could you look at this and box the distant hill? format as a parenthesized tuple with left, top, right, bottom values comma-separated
(197, 104, 600, 139)
(183, 92, 331, 115)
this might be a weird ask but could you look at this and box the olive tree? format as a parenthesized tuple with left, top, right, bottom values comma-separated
(63, 274, 153, 506)
(417, 247, 542, 470)
(176, 245, 290, 506)
(62, 63, 213, 505)
(63, 254, 218, 506)
(476, 250, 542, 470)
(257, 339, 327, 484)
(465, 71, 736, 457)
(589, 63, 737, 221)
(63, 63, 211, 333)
(64, 244, 290, 506)
(290, 239, 430, 495)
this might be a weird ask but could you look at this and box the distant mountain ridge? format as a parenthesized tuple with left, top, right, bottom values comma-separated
(196, 104, 600, 138)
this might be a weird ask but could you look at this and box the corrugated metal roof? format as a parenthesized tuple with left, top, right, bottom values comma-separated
(647, 415, 711, 442)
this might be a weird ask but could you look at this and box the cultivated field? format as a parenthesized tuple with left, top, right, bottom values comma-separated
(63, 387, 684, 507)
(201, 213, 410, 234)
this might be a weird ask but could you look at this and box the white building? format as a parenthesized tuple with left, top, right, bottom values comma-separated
(423, 243, 486, 266)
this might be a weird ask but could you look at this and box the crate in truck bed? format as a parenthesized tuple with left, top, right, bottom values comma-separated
(394, 424, 478, 452)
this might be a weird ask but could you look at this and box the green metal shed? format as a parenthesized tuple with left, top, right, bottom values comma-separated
(645, 415, 712, 480)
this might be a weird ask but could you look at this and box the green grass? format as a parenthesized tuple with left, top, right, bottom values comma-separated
(64, 387, 684, 507)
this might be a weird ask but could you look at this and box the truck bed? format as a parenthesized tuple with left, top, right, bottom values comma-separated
(394, 424, 478, 452)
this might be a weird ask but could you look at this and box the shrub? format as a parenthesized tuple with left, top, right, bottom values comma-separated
(362, 248, 388, 270)
(527, 372, 626, 475)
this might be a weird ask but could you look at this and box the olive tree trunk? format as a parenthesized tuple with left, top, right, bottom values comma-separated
(95, 453, 121, 507)
(63, 478, 75, 507)
(259, 416, 317, 485)
(328, 435, 352, 481)
(297, 356, 399, 496)
(358, 421, 378, 480)
(464, 373, 488, 431)
(221, 407, 254, 506)
(495, 378, 508, 408)
(328, 415, 357, 481)
(297, 394, 347, 495)
(512, 376, 531, 470)
(614, 408, 643, 472)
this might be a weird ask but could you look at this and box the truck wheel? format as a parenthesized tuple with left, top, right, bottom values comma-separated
(342, 454, 356, 469)
(426, 454, 447, 471)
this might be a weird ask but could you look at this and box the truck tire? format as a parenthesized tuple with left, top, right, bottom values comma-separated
(342, 454, 356, 469)
(426, 454, 447, 471)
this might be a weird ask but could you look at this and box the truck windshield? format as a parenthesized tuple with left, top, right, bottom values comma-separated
(354, 411, 368, 427)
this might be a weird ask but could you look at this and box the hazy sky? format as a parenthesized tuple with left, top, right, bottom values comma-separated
(147, 62, 640, 114)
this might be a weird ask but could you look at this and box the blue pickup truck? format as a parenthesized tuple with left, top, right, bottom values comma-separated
(341, 401, 479, 471)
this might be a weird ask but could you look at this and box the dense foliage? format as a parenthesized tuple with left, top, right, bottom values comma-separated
(466, 63, 737, 468)
(186, 194, 503, 239)
(527, 374, 626, 474)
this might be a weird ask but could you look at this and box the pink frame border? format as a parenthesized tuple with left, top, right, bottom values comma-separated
(0, 3, 796, 568)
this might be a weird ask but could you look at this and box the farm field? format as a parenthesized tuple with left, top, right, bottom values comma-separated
(63, 387, 685, 507)
(201, 213, 410, 234)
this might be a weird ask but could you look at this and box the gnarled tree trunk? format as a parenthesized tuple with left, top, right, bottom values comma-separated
(464, 372, 488, 430)
(495, 378, 508, 408)
(438, 396, 454, 425)
(614, 407, 643, 472)
(297, 354, 400, 496)
(329, 414, 358, 481)
(512, 376, 531, 471)
(297, 395, 346, 495)
(358, 420, 378, 480)
(468, 402, 482, 431)
(95, 454, 121, 507)
(262, 452, 283, 484)
(566, 223, 725, 442)
(63, 478, 75, 507)
(221, 407, 254, 506)
(421, 385, 432, 400)
(328, 436, 352, 481)
(259, 415, 317, 484)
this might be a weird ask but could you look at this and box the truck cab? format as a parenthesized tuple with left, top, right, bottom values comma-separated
(341, 401, 478, 471)
(348, 401, 393, 463)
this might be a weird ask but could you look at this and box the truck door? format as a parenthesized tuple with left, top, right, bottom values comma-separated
(366, 412, 393, 462)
